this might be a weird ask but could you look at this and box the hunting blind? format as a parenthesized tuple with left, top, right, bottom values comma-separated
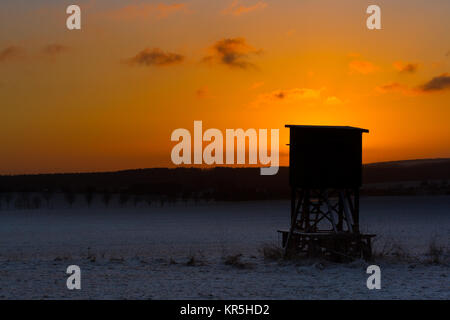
(280, 125, 375, 260)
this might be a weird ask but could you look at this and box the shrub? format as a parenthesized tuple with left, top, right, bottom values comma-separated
(261, 244, 284, 261)
(425, 238, 446, 265)
(224, 253, 254, 269)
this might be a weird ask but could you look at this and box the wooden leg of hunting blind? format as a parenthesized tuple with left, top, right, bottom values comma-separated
(282, 187, 374, 261)
(290, 189, 296, 228)
(303, 189, 310, 232)
(366, 236, 373, 260)
(354, 189, 360, 233)
(340, 191, 354, 233)
(337, 195, 344, 232)
(295, 191, 303, 228)
(285, 189, 303, 257)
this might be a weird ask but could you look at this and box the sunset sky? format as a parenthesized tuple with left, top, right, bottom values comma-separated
(1, 0, 449, 174)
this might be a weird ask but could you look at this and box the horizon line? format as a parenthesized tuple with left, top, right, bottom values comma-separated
(1, 157, 449, 177)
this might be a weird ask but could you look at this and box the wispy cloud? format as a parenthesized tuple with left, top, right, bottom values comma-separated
(393, 61, 419, 74)
(202, 38, 262, 69)
(376, 73, 450, 95)
(124, 48, 184, 67)
(250, 87, 343, 108)
(375, 82, 414, 95)
(348, 60, 379, 74)
(0, 46, 25, 63)
(419, 73, 450, 92)
(108, 2, 188, 20)
(222, 0, 267, 16)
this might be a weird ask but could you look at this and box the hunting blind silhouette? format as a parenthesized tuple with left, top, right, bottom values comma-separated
(280, 125, 375, 260)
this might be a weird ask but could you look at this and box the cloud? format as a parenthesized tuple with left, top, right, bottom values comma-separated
(202, 38, 262, 69)
(108, 2, 188, 20)
(393, 61, 419, 74)
(43, 44, 70, 56)
(419, 73, 450, 92)
(155, 3, 187, 18)
(376, 74, 450, 95)
(222, 0, 267, 16)
(250, 87, 331, 107)
(124, 48, 184, 67)
(375, 82, 413, 95)
(348, 60, 379, 74)
(0, 46, 25, 63)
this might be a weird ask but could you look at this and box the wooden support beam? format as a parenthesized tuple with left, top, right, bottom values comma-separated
(324, 191, 337, 233)
(337, 193, 344, 231)
(290, 188, 296, 228)
(353, 188, 360, 233)
(303, 189, 310, 232)
(340, 191, 354, 233)
(284, 189, 303, 256)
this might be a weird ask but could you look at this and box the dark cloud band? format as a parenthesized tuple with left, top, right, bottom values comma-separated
(125, 48, 184, 67)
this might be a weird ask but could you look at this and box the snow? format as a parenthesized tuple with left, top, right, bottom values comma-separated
(0, 196, 448, 299)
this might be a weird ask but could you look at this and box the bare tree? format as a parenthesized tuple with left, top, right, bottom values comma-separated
(5, 193, 12, 209)
(203, 191, 212, 205)
(64, 189, 76, 208)
(32, 196, 42, 209)
(181, 191, 190, 206)
(145, 195, 152, 207)
(193, 192, 200, 206)
(17, 192, 30, 209)
(84, 187, 94, 208)
(167, 192, 177, 206)
(119, 192, 130, 207)
(133, 195, 142, 207)
(102, 192, 111, 208)
(41, 189, 54, 208)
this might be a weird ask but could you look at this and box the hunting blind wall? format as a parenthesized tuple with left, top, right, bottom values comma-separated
(286, 125, 369, 189)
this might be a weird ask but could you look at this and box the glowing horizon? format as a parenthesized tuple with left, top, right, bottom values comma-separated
(1, 0, 449, 174)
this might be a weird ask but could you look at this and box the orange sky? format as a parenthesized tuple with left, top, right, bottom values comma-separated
(0, 0, 449, 174)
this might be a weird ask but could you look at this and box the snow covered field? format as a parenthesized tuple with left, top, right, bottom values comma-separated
(0, 196, 448, 299)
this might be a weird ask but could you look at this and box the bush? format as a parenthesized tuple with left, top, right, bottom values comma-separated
(224, 254, 254, 269)
(425, 238, 446, 265)
(102, 192, 112, 207)
(186, 253, 206, 266)
(261, 244, 284, 261)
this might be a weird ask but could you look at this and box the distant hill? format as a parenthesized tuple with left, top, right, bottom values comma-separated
(363, 158, 450, 184)
(0, 159, 449, 199)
